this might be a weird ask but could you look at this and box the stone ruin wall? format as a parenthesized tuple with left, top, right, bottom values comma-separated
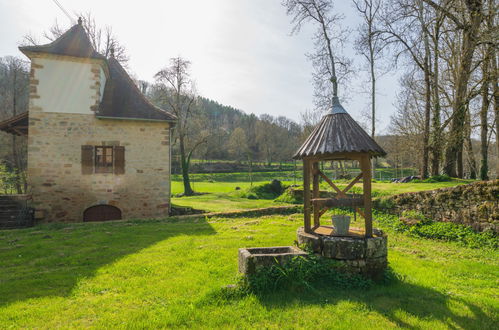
(377, 180, 499, 233)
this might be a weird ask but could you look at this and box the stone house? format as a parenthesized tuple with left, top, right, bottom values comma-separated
(0, 19, 176, 222)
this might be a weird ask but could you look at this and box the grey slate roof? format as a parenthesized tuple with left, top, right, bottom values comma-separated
(19, 23, 105, 60)
(97, 57, 176, 122)
(293, 97, 386, 159)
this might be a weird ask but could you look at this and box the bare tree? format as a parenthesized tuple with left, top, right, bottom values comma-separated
(423, 0, 484, 177)
(154, 57, 206, 196)
(353, 0, 387, 139)
(283, 0, 352, 112)
(379, 0, 434, 178)
(22, 13, 129, 65)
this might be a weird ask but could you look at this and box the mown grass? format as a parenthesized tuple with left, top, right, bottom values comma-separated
(172, 175, 474, 213)
(0, 214, 497, 328)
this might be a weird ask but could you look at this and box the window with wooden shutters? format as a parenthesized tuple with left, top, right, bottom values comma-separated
(81, 145, 125, 174)
(114, 146, 125, 175)
(81, 145, 94, 174)
(95, 146, 114, 173)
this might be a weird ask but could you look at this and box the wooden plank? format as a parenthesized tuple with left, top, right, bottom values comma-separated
(312, 197, 364, 208)
(341, 172, 363, 194)
(314, 226, 333, 236)
(312, 162, 320, 228)
(313, 226, 367, 238)
(360, 155, 373, 237)
(303, 159, 311, 233)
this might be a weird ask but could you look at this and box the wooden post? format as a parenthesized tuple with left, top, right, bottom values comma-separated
(312, 161, 320, 228)
(360, 155, 373, 237)
(303, 159, 312, 233)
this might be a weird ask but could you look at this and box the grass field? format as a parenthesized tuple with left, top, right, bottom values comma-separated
(0, 214, 497, 328)
(172, 175, 475, 213)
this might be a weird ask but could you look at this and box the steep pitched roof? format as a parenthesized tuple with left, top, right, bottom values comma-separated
(97, 57, 176, 122)
(19, 20, 176, 123)
(19, 21, 105, 60)
(293, 97, 386, 159)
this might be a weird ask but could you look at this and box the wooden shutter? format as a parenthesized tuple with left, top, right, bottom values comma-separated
(81, 145, 94, 174)
(114, 146, 125, 175)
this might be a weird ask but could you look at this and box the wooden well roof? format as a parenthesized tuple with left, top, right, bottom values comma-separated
(293, 97, 386, 159)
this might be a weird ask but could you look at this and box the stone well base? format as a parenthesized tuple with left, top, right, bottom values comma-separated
(297, 227, 388, 278)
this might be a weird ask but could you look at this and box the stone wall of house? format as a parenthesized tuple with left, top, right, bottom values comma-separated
(27, 54, 172, 223)
(376, 180, 499, 232)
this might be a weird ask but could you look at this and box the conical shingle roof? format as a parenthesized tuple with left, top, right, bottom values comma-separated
(293, 97, 386, 159)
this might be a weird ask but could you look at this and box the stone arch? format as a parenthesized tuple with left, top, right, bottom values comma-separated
(83, 204, 122, 222)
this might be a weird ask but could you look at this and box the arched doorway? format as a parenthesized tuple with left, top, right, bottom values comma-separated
(83, 205, 122, 222)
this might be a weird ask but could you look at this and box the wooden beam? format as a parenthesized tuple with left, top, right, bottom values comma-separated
(317, 170, 346, 197)
(342, 172, 363, 194)
(303, 159, 311, 233)
(360, 155, 373, 237)
(312, 162, 320, 228)
(318, 207, 329, 218)
(355, 207, 366, 219)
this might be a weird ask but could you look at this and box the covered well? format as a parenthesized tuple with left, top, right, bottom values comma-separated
(294, 96, 386, 237)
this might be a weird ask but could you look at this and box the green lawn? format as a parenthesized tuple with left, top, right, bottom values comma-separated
(172, 178, 475, 213)
(0, 214, 497, 328)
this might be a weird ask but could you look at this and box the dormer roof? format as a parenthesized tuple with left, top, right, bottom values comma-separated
(293, 97, 386, 159)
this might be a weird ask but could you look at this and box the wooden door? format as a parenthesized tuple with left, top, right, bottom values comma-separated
(83, 205, 122, 222)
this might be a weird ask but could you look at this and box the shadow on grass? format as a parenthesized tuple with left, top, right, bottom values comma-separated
(0, 218, 216, 307)
(251, 280, 496, 329)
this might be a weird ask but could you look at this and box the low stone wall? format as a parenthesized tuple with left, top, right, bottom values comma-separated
(376, 180, 499, 232)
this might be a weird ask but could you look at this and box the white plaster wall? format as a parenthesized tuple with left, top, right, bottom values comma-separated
(34, 57, 99, 114)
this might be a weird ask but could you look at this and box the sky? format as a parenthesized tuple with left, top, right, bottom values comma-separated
(0, 0, 401, 133)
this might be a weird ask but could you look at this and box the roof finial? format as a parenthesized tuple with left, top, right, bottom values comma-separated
(110, 46, 115, 58)
(77, 17, 82, 25)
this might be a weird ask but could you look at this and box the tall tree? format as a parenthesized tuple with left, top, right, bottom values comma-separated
(423, 0, 484, 177)
(379, 0, 434, 178)
(283, 0, 351, 112)
(353, 0, 386, 139)
(154, 57, 206, 196)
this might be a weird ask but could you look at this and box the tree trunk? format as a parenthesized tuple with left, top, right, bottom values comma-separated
(442, 0, 483, 178)
(179, 136, 194, 196)
(480, 46, 491, 180)
(418, 0, 431, 179)
(422, 66, 431, 179)
(465, 108, 477, 179)
(493, 53, 499, 179)
(430, 21, 442, 176)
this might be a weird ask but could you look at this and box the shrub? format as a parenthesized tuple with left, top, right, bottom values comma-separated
(242, 180, 286, 200)
(275, 187, 302, 204)
(373, 210, 498, 249)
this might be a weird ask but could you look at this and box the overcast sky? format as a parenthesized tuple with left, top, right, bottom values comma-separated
(0, 0, 401, 133)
